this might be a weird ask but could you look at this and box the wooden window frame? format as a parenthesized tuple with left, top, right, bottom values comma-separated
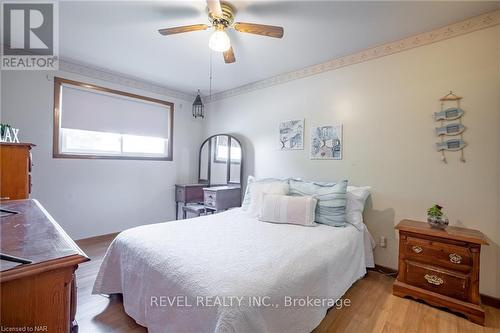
(53, 77, 174, 161)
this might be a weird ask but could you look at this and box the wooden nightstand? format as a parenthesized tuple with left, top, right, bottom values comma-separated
(393, 219, 488, 325)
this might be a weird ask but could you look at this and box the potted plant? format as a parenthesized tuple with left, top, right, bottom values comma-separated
(427, 204, 449, 229)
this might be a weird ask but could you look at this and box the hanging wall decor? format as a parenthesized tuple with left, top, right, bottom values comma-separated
(0, 123, 20, 143)
(279, 119, 304, 150)
(436, 138, 467, 151)
(435, 123, 465, 136)
(434, 91, 466, 163)
(310, 125, 343, 160)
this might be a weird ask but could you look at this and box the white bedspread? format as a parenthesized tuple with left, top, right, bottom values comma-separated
(93, 209, 372, 333)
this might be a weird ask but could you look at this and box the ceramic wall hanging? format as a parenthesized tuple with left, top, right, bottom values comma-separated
(435, 91, 466, 163)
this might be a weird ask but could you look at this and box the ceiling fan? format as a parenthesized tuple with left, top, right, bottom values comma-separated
(158, 0, 284, 64)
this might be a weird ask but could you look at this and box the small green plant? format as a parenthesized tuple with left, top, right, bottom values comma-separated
(427, 204, 444, 218)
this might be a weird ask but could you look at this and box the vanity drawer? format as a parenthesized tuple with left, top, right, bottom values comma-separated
(404, 236, 472, 271)
(175, 185, 204, 203)
(204, 191, 217, 208)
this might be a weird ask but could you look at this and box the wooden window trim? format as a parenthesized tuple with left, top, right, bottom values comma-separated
(53, 77, 174, 161)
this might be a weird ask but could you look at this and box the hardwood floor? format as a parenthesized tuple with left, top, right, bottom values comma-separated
(75, 234, 500, 333)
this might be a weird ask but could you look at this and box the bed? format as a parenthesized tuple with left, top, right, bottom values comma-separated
(93, 208, 374, 333)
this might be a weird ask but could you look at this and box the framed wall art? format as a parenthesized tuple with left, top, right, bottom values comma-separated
(279, 119, 304, 150)
(310, 125, 343, 160)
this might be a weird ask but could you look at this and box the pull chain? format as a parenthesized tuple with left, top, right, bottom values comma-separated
(209, 50, 213, 101)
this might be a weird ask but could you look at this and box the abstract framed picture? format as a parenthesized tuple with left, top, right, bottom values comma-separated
(310, 125, 343, 160)
(279, 119, 304, 150)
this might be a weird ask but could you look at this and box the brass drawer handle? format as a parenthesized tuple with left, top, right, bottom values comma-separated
(424, 274, 444, 286)
(412, 246, 423, 254)
(449, 253, 462, 264)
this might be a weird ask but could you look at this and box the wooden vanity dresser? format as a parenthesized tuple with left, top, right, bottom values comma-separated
(393, 219, 488, 325)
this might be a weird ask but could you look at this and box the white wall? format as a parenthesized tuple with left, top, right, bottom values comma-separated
(204, 26, 500, 297)
(1, 69, 203, 239)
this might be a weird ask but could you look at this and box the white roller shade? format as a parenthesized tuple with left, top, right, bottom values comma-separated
(60, 84, 170, 138)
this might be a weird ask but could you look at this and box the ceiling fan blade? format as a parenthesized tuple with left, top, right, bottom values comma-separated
(206, 0, 223, 18)
(234, 22, 284, 38)
(223, 47, 235, 64)
(158, 24, 209, 36)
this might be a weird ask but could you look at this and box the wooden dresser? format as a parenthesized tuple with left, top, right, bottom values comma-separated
(393, 219, 488, 325)
(0, 199, 89, 333)
(0, 143, 35, 200)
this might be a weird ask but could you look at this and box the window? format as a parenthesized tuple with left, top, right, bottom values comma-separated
(53, 77, 173, 160)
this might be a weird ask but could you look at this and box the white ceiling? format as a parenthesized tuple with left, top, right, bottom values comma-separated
(60, 1, 500, 96)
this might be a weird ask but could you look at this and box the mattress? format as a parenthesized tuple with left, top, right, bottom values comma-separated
(93, 208, 373, 333)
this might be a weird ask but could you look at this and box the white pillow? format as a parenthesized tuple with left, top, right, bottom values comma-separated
(346, 186, 371, 230)
(247, 182, 289, 217)
(242, 175, 289, 211)
(259, 194, 318, 226)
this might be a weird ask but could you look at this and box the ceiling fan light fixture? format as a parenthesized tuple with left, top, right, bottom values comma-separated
(158, 0, 284, 63)
(208, 28, 231, 52)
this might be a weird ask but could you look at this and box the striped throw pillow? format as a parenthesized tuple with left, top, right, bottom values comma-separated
(289, 179, 348, 227)
(259, 194, 318, 226)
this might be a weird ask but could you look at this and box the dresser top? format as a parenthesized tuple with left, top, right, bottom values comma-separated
(176, 183, 207, 188)
(0, 142, 35, 148)
(0, 199, 89, 275)
(203, 185, 241, 191)
(396, 219, 488, 245)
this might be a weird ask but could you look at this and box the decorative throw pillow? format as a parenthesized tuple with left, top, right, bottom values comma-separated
(241, 175, 289, 211)
(289, 179, 348, 227)
(259, 194, 318, 226)
(346, 186, 371, 230)
(247, 181, 289, 217)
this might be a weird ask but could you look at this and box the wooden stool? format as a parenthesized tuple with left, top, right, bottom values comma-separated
(182, 204, 214, 219)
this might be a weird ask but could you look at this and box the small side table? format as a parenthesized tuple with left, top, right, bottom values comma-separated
(393, 219, 488, 325)
(182, 204, 215, 219)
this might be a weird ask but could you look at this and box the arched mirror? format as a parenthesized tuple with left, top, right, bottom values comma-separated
(198, 134, 243, 186)
(175, 134, 243, 219)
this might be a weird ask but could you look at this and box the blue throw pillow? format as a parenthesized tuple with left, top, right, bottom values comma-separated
(289, 179, 348, 227)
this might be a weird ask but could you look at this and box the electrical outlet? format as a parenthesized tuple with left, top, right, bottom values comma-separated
(379, 236, 387, 248)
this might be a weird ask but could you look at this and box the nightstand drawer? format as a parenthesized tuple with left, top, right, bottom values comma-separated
(404, 236, 472, 271)
(405, 260, 469, 301)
